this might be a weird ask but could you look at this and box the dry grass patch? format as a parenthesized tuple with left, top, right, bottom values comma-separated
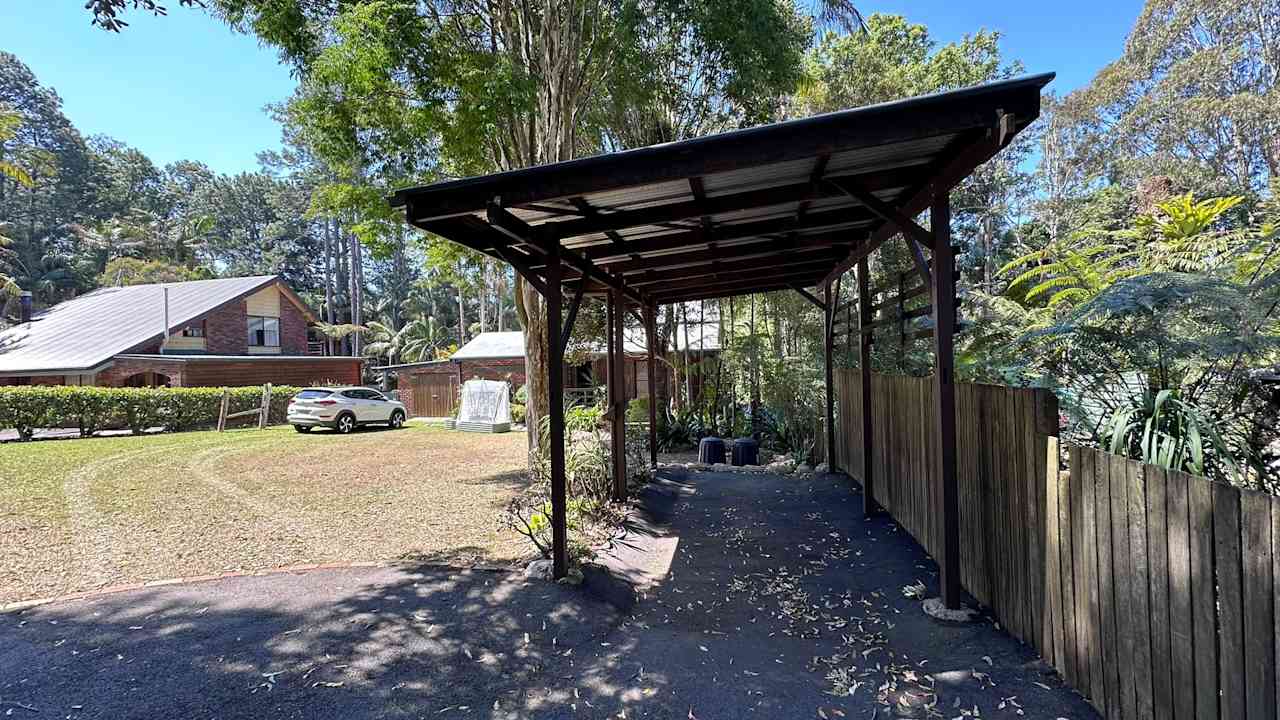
(0, 424, 533, 604)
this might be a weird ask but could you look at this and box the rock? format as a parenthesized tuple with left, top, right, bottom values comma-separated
(795, 463, 811, 474)
(557, 568, 585, 586)
(524, 559, 553, 581)
(526, 559, 584, 586)
(766, 459, 796, 474)
(745, 464, 769, 473)
(711, 462, 735, 473)
(921, 597, 978, 623)
(815, 462, 829, 474)
(686, 462, 709, 471)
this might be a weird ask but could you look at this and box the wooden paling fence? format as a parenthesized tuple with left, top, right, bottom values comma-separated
(832, 370, 1280, 720)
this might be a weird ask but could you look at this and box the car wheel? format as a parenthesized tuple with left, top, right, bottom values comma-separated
(389, 410, 405, 429)
(335, 413, 356, 434)
(293, 424, 311, 433)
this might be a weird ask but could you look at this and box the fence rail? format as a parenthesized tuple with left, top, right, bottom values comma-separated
(832, 370, 1280, 720)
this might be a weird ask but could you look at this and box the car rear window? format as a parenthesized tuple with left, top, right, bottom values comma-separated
(296, 389, 334, 400)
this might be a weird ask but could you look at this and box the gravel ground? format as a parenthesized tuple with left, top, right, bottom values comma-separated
(0, 424, 533, 604)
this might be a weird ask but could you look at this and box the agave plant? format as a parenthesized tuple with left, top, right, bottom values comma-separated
(1101, 388, 1242, 481)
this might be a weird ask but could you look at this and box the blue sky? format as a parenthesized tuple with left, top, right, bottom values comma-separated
(1, 1, 1141, 176)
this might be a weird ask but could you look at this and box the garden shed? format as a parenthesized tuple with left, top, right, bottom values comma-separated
(390, 73, 1053, 608)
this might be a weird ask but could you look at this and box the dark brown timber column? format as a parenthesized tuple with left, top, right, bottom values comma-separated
(546, 244, 569, 579)
(610, 285, 627, 501)
(644, 303, 658, 468)
(857, 257, 878, 517)
(823, 278, 837, 470)
(931, 193, 960, 609)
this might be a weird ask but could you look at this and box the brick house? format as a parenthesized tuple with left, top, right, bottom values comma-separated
(383, 328, 718, 418)
(0, 275, 361, 388)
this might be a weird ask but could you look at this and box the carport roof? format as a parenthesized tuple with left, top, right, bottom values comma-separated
(390, 73, 1052, 306)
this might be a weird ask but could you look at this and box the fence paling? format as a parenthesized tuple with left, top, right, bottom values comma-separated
(832, 370, 1280, 720)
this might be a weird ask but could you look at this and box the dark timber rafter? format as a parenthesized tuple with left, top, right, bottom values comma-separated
(625, 253, 841, 287)
(536, 165, 923, 241)
(822, 117, 1016, 289)
(566, 205, 872, 264)
(597, 237, 848, 277)
(826, 175, 934, 284)
(487, 203, 646, 305)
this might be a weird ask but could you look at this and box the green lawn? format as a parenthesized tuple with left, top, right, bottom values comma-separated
(0, 424, 532, 604)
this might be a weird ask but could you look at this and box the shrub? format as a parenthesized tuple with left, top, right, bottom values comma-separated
(0, 386, 58, 441)
(626, 397, 649, 422)
(0, 385, 302, 440)
(511, 403, 526, 424)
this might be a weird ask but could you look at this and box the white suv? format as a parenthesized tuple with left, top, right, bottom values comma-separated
(287, 387, 407, 434)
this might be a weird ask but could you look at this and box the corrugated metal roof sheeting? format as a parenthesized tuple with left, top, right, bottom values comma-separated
(0, 275, 278, 374)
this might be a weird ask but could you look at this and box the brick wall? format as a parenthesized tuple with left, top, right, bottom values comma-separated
(181, 358, 361, 387)
(204, 300, 248, 354)
(279, 299, 309, 354)
(97, 358, 188, 387)
(458, 357, 526, 387)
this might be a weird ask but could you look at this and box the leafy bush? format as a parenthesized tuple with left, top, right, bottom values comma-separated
(0, 385, 302, 440)
(0, 387, 58, 441)
(511, 403, 526, 424)
(626, 397, 649, 422)
(514, 383, 528, 404)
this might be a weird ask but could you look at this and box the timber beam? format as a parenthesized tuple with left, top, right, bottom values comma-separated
(621, 250, 844, 287)
(822, 120, 1012, 289)
(538, 166, 922, 241)
(487, 203, 647, 306)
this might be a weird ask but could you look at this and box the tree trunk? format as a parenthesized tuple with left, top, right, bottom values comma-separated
(682, 302, 692, 408)
(479, 260, 489, 333)
(324, 219, 336, 355)
(458, 284, 467, 343)
(349, 232, 363, 357)
(516, 275, 549, 453)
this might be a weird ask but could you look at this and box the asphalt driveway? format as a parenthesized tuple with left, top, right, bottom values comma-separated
(0, 468, 1099, 719)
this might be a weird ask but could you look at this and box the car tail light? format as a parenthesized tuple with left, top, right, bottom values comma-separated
(314, 399, 338, 406)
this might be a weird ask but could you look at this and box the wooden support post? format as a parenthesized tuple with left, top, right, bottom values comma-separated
(545, 245, 569, 580)
(644, 303, 658, 468)
(610, 286, 627, 501)
(217, 389, 229, 432)
(931, 193, 961, 609)
(823, 278, 837, 471)
(857, 257, 878, 517)
(258, 383, 273, 429)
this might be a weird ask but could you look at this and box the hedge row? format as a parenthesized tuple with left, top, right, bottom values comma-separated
(0, 385, 301, 441)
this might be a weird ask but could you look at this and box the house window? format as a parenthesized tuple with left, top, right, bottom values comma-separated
(247, 316, 280, 347)
(181, 322, 205, 338)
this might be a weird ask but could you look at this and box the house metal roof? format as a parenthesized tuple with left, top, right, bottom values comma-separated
(391, 74, 1053, 306)
(450, 331, 526, 360)
(0, 275, 304, 375)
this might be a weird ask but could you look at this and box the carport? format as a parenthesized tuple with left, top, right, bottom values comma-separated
(390, 73, 1052, 609)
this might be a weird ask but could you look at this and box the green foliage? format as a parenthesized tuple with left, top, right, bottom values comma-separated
(1058, 0, 1279, 193)
(0, 385, 302, 440)
(510, 403, 526, 425)
(97, 257, 211, 286)
(1102, 389, 1242, 479)
(795, 14, 1019, 115)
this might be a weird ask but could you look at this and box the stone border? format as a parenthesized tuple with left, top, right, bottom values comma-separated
(0, 559, 514, 614)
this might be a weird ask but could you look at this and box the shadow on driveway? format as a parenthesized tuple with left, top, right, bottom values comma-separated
(0, 469, 1100, 719)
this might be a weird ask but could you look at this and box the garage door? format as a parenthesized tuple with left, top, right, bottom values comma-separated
(411, 374, 458, 417)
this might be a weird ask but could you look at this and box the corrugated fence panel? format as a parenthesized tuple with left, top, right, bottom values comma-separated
(831, 372, 1280, 720)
